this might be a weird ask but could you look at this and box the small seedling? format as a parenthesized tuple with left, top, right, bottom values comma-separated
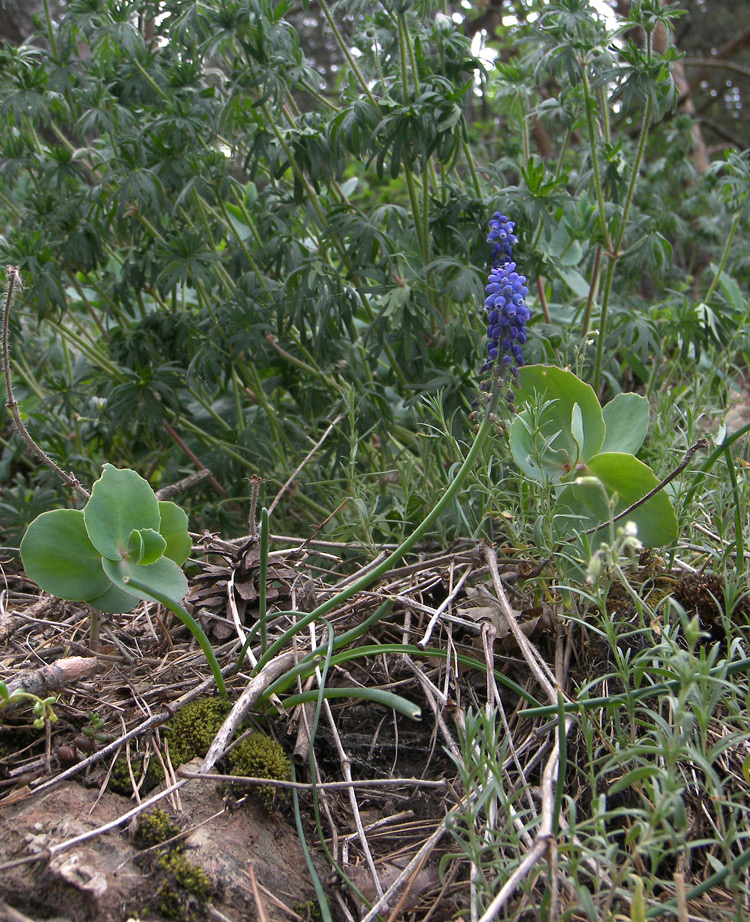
(0, 680, 58, 729)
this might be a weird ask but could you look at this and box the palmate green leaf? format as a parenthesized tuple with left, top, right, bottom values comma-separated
(84, 464, 161, 560)
(20, 509, 111, 602)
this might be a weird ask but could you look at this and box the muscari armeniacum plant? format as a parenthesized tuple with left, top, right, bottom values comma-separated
(20, 463, 227, 694)
(482, 214, 677, 568)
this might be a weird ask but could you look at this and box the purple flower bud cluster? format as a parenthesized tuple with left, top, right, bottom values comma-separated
(487, 212, 518, 267)
(482, 214, 529, 376)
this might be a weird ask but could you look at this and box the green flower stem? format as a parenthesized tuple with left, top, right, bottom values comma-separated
(242, 362, 297, 456)
(64, 275, 111, 340)
(599, 86, 611, 145)
(683, 421, 750, 509)
(401, 12, 421, 95)
(134, 212, 166, 243)
(422, 159, 431, 261)
(278, 686, 420, 720)
(593, 92, 653, 390)
(120, 577, 227, 697)
(61, 338, 84, 456)
(580, 244, 602, 338)
(703, 211, 741, 304)
(463, 141, 483, 199)
(395, 14, 429, 267)
(262, 106, 327, 228)
(266, 338, 325, 379)
(520, 97, 530, 165)
(290, 765, 334, 922)
(227, 191, 266, 251)
(253, 387, 502, 674)
(554, 127, 572, 180)
(231, 370, 245, 433)
(210, 195, 265, 286)
(613, 95, 653, 259)
(404, 166, 428, 264)
(7, 349, 45, 400)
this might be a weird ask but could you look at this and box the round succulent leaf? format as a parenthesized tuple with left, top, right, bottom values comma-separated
(509, 409, 572, 481)
(84, 464, 160, 560)
(129, 528, 167, 566)
(157, 501, 191, 565)
(555, 452, 678, 548)
(601, 393, 650, 455)
(127, 529, 144, 564)
(102, 554, 188, 606)
(87, 581, 142, 614)
(20, 509, 111, 601)
(510, 365, 605, 482)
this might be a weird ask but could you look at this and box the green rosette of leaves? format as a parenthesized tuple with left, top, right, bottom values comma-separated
(20, 464, 191, 613)
(508, 365, 677, 552)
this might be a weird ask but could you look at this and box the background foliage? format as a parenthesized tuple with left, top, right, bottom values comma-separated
(3, 2, 750, 920)
(0, 0, 748, 550)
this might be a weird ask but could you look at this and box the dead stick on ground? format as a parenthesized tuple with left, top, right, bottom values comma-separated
(1, 657, 99, 712)
(199, 651, 297, 773)
(178, 770, 448, 792)
(483, 545, 559, 702)
(478, 543, 576, 922)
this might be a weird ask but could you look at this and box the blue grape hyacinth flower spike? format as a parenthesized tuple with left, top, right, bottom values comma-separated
(482, 214, 529, 377)
(487, 212, 518, 268)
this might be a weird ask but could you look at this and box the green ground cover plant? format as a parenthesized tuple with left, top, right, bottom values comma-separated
(1, 0, 750, 919)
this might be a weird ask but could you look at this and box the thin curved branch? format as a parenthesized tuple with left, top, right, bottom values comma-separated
(2, 266, 90, 499)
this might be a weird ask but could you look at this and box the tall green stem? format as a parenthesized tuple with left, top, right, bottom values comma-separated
(580, 65, 612, 255)
(703, 211, 741, 304)
(42, 0, 58, 58)
(593, 93, 654, 390)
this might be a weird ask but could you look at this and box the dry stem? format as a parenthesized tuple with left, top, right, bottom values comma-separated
(2, 266, 89, 499)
